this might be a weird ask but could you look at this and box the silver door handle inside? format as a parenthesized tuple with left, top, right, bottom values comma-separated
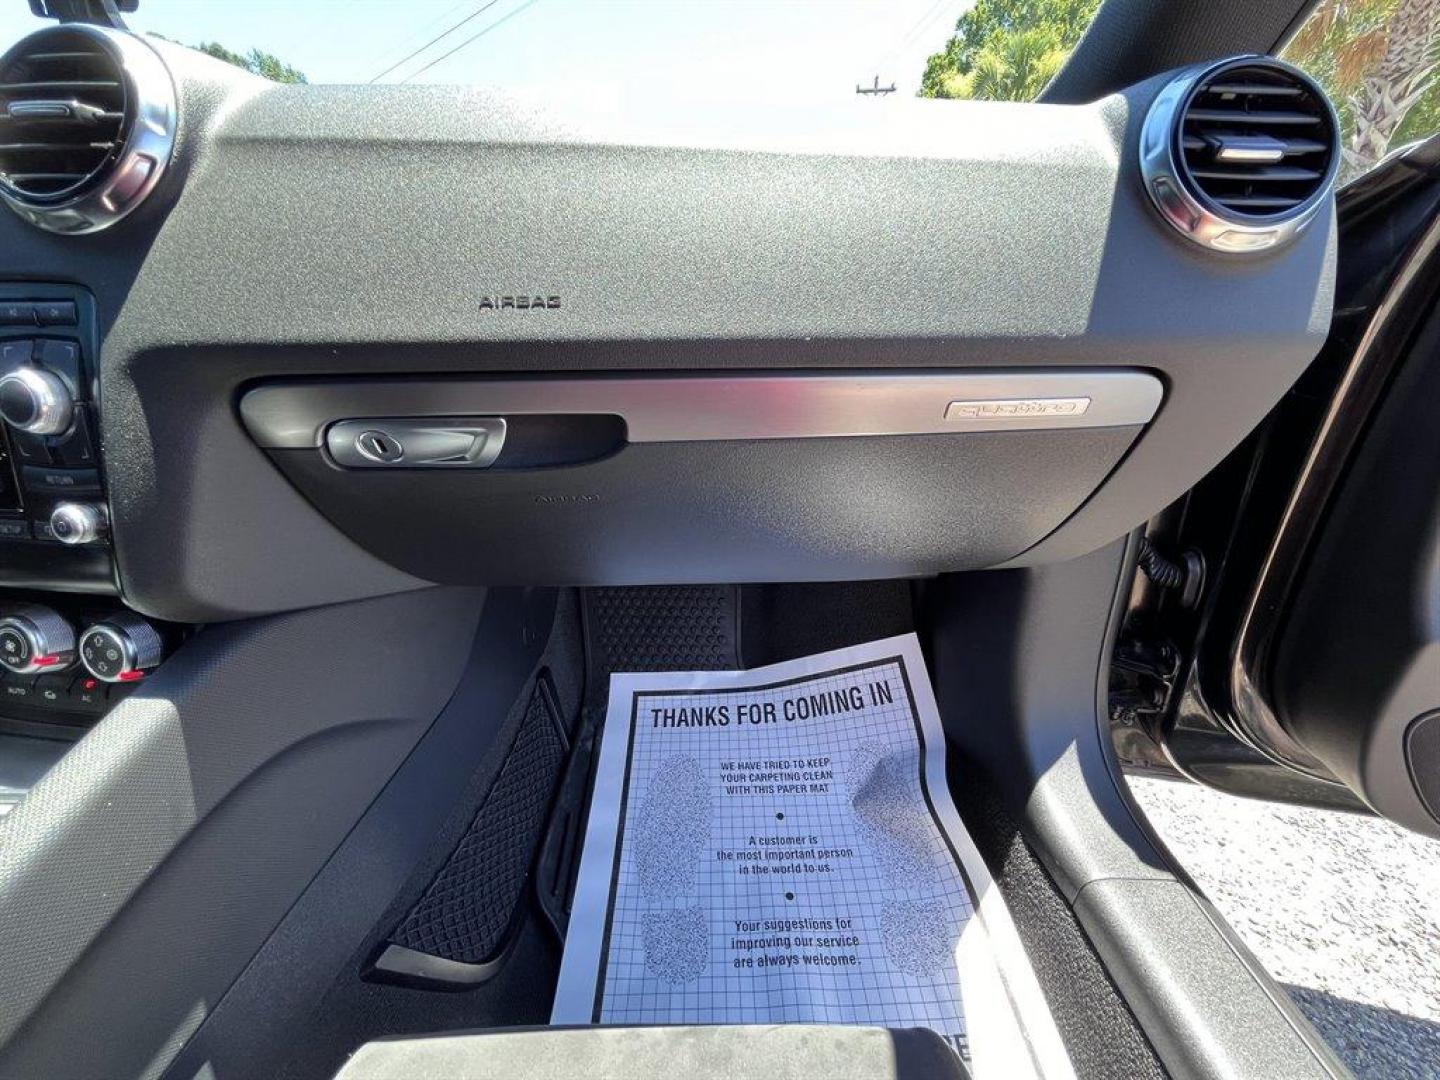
(326, 418, 508, 469)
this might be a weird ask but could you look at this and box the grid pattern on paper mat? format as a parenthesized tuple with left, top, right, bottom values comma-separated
(599, 659, 973, 1036)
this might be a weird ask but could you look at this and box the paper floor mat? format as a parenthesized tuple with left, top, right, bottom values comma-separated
(551, 634, 1073, 1080)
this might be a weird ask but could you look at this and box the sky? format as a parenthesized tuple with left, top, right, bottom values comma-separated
(0, 0, 974, 104)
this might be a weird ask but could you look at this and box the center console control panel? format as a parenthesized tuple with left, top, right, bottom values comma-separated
(0, 597, 171, 733)
(0, 284, 114, 593)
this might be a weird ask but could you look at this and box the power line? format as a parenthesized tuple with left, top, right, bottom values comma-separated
(368, 0, 504, 84)
(360, 0, 473, 78)
(866, 0, 957, 90)
(401, 0, 542, 84)
(889, 0, 953, 60)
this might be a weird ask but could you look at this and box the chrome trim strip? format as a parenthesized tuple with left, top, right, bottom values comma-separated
(240, 371, 1163, 449)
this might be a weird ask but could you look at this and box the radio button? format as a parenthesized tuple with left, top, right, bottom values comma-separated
(49, 407, 96, 467)
(34, 302, 77, 327)
(64, 673, 105, 711)
(0, 339, 33, 371)
(49, 502, 107, 545)
(35, 339, 83, 399)
(34, 338, 82, 397)
(22, 466, 100, 495)
(35, 673, 68, 704)
(0, 303, 36, 326)
(1, 675, 36, 702)
(7, 426, 50, 465)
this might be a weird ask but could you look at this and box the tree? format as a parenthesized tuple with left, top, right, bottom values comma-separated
(1282, 0, 1440, 179)
(195, 42, 308, 84)
(148, 35, 308, 84)
(919, 0, 1440, 180)
(919, 0, 1101, 101)
(1349, 0, 1440, 171)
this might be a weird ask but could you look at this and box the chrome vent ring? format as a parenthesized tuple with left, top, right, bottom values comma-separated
(0, 25, 175, 234)
(1141, 56, 1339, 253)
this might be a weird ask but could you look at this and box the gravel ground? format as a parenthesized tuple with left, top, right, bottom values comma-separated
(1128, 775, 1440, 1080)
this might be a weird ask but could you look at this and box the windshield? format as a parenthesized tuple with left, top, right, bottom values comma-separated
(0, 1, 1101, 105)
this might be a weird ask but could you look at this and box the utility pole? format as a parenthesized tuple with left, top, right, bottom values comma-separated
(856, 75, 897, 97)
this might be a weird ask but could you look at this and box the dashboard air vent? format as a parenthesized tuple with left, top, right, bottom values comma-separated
(0, 25, 175, 234)
(0, 30, 125, 200)
(1141, 56, 1340, 254)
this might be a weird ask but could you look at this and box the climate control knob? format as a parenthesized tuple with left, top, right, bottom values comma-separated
(50, 502, 108, 545)
(0, 604, 76, 675)
(0, 365, 74, 435)
(79, 612, 163, 683)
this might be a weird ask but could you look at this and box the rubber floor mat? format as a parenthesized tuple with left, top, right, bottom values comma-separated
(375, 676, 568, 982)
(535, 586, 741, 939)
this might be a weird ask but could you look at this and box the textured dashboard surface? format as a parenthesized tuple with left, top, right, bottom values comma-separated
(0, 40, 1336, 620)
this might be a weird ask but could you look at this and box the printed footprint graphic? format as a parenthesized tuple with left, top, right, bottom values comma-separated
(848, 742, 957, 976)
(634, 755, 711, 983)
(879, 897, 952, 976)
(643, 906, 709, 983)
(848, 742, 934, 888)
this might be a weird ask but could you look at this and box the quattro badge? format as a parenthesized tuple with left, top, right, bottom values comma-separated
(944, 397, 1092, 421)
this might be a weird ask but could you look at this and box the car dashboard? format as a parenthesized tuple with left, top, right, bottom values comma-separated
(0, 26, 1335, 668)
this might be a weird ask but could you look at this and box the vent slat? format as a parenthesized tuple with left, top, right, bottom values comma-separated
(5, 172, 88, 182)
(1277, 137, 1329, 155)
(1215, 195, 1305, 209)
(0, 80, 120, 93)
(0, 141, 113, 151)
(1202, 82, 1303, 97)
(0, 31, 129, 202)
(1184, 109, 1322, 125)
(1188, 165, 1323, 182)
(1174, 62, 1337, 221)
(1183, 134, 1328, 155)
(0, 111, 124, 124)
(0, 141, 114, 152)
(23, 51, 109, 62)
